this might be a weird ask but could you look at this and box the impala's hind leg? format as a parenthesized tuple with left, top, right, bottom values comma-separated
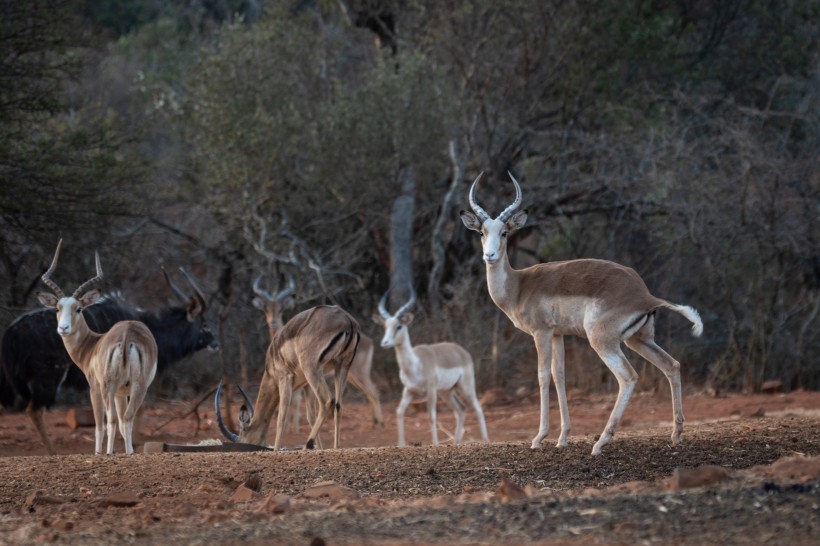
(625, 335, 685, 445)
(587, 335, 638, 456)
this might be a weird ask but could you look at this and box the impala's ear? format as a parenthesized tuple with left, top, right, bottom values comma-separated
(506, 209, 528, 232)
(252, 297, 265, 311)
(37, 292, 59, 308)
(79, 289, 102, 308)
(459, 210, 482, 232)
(371, 313, 385, 326)
(399, 312, 414, 325)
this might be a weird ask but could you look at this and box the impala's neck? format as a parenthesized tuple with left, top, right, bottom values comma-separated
(59, 318, 100, 375)
(391, 329, 417, 368)
(485, 251, 520, 314)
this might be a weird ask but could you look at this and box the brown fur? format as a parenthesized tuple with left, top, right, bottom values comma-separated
(240, 305, 361, 449)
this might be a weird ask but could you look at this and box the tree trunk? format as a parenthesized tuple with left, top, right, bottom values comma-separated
(389, 162, 416, 308)
(428, 138, 463, 318)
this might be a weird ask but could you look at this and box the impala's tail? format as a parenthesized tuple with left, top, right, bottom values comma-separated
(661, 302, 703, 337)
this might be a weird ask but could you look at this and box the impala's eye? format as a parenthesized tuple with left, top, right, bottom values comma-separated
(501, 231, 508, 238)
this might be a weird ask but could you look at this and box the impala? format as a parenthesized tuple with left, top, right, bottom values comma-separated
(216, 305, 361, 450)
(251, 273, 383, 430)
(377, 286, 489, 446)
(0, 266, 217, 455)
(37, 240, 158, 455)
(460, 172, 703, 455)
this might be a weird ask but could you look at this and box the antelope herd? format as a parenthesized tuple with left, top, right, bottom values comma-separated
(0, 173, 703, 456)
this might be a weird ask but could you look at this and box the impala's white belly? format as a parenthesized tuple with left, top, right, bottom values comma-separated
(502, 296, 597, 338)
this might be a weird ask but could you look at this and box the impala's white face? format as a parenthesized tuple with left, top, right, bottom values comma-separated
(460, 210, 528, 265)
(38, 289, 101, 337)
(380, 314, 411, 349)
(54, 297, 82, 336)
(479, 217, 509, 265)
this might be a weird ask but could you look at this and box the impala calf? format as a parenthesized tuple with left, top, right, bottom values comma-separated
(377, 286, 489, 447)
(216, 305, 360, 450)
(37, 240, 158, 455)
(460, 173, 703, 455)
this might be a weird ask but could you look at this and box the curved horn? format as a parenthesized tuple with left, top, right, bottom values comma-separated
(275, 271, 296, 303)
(468, 172, 491, 223)
(179, 267, 208, 311)
(235, 383, 255, 417)
(395, 284, 416, 318)
(214, 382, 239, 443)
(72, 251, 103, 298)
(378, 286, 393, 319)
(498, 171, 523, 222)
(253, 273, 274, 302)
(162, 267, 188, 304)
(41, 239, 66, 298)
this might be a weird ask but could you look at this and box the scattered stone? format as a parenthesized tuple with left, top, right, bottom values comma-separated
(106, 493, 141, 507)
(256, 492, 291, 514)
(23, 490, 66, 512)
(242, 473, 262, 492)
(300, 480, 360, 501)
(766, 456, 820, 482)
(231, 484, 262, 502)
(761, 380, 784, 394)
(669, 465, 730, 491)
(750, 407, 766, 418)
(143, 442, 166, 454)
(497, 476, 527, 503)
(480, 387, 511, 407)
(66, 408, 95, 429)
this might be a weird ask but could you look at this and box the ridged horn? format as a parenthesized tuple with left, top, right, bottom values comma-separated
(468, 172, 491, 222)
(498, 171, 523, 222)
(41, 239, 66, 298)
(214, 382, 239, 443)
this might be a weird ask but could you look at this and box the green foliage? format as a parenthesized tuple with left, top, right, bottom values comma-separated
(0, 0, 817, 395)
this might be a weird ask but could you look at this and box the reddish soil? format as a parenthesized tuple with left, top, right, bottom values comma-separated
(1, 388, 819, 545)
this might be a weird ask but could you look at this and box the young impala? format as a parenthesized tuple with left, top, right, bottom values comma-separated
(216, 304, 361, 450)
(37, 240, 158, 455)
(251, 273, 383, 431)
(377, 286, 489, 446)
(460, 172, 703, 455)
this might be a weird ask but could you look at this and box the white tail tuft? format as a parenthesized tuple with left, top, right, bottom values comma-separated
(665, 304, 703, 337)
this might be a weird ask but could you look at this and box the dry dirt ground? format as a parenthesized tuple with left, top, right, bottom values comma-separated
(0, 388, 819, 545)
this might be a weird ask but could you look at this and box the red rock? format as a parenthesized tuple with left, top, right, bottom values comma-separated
(300, 481, 360, 500)
(669, 465, 730, 491)
(231, 484, 262, 502)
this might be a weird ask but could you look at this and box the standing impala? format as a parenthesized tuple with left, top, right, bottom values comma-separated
(251, 273, 384, 430)
(460, 173, 703, 455)
(216, 304, 360, 450)
(36, 240, 158, 455)
(377, 286, 489, 446)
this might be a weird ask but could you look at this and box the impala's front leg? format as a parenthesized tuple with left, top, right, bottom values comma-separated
(551, 335, 570, 447)
(531, 330, 554, 449)
(274, 376, 293, 451)
(89, 385, 106, 455)
(395, 388, 413, 447)
(427, 382, 439, 446)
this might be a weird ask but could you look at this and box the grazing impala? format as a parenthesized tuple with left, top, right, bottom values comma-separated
(216, 305, 361, 450)
(37, 240, 158, 455)
(251, 273, 383, 430)
(377, 286, 489, 446)
(460, 172, 703, 455)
